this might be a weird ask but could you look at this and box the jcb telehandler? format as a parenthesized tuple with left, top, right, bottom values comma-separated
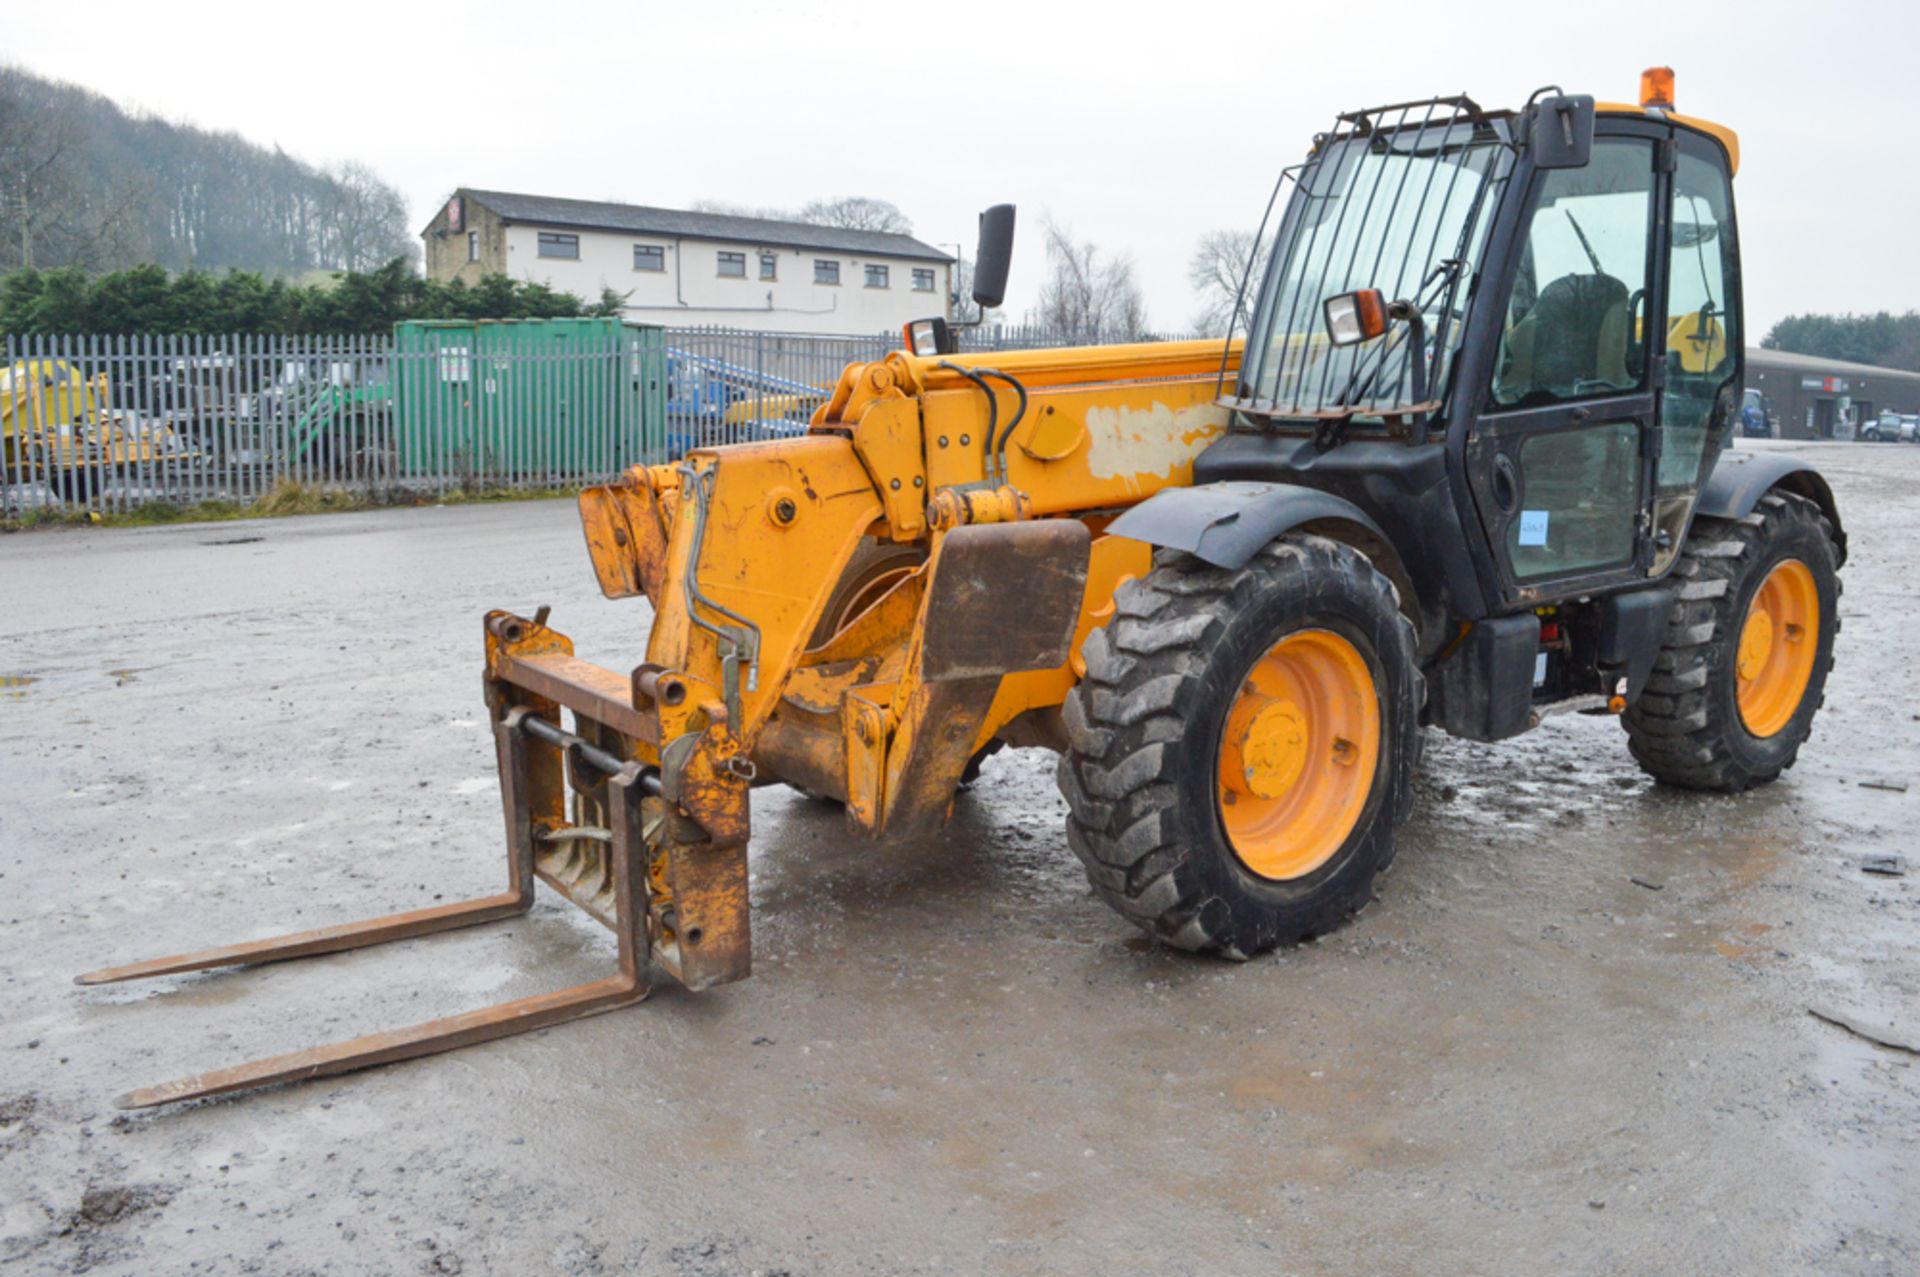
(86, 70, 1845, 1107)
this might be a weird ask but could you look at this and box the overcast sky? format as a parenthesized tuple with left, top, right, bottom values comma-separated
(14, 0, 1916, 336)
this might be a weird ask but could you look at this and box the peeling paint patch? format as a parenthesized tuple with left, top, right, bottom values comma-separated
(1083, 401, 1227, 492)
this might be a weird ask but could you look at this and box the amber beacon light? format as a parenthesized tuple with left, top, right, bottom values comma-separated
(1640, 66, 1676, 110)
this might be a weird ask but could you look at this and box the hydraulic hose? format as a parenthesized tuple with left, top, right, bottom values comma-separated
(936, 361, 1002, 484)
(976, 369, 1029, 488)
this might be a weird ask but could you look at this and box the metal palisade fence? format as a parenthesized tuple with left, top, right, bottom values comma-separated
(1, 323, 1200, 519)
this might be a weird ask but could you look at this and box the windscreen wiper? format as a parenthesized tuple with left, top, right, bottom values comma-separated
(1565, 210, 1603, 272)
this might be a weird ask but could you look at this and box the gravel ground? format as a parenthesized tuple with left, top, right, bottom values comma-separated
(1, 439, 1915, 1276)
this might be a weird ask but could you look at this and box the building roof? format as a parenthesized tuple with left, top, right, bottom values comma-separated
(445, 189, 953, 263)
(1747, 346, 1920, 382)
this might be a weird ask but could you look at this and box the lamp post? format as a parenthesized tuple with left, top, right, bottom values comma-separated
(941, 242, 964, 322)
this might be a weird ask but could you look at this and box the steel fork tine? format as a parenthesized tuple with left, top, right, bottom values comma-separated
(114, 973, 648, 1109)
(74, 891, 533, 986)
(101, 741, 654, 1110)
(79, 712, 543, 988)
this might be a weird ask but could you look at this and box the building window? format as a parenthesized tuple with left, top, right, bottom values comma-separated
(912, 267, 935, 292)
(865, 264, 890, 289)
(633, 244, 665, 272)
(466, 230, 478, 263)
(814, 259, 840, 285)
(537, 232, 579, 260)
(717, 251, 747, 278)
(759, 252, 778, 281)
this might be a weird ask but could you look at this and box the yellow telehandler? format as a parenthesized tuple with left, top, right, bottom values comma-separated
(85, 70, 1846, 1107)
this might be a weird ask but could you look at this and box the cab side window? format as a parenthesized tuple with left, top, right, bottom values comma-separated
(1492, 140, 1656, 408)
(1659, 147, 1739, 491)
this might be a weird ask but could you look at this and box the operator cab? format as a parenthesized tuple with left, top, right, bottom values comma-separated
(1222, 69, 1744, 621)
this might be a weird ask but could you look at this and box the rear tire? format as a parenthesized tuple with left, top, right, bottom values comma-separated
(1623, 490, 1840, 791)
(1057, 535, 1423, 959)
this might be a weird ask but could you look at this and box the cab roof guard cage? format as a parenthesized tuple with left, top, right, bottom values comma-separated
(1224, 95, 1515, 429)
(1332, 94, 1506, 133)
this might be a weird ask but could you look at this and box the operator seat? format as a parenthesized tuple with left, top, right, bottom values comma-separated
(1500, 272, 1632, 398)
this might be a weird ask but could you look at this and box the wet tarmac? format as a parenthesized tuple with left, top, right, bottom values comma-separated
(1, 440, 1915, 1275)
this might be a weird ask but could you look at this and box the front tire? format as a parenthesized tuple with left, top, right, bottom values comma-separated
(1057, 535, 1423, 959)
(1623, 489, 1840, 791)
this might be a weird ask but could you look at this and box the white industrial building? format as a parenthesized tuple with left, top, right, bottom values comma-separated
(422, 189, 953, 335)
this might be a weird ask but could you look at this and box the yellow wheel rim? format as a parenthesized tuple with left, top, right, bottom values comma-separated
(1217, 629, 1381, 881)
(1735, 559, 1818, 739)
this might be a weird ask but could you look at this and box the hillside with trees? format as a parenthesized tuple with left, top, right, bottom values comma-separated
(1761, 312, 1920, 372)
(0, 63, 414, 276)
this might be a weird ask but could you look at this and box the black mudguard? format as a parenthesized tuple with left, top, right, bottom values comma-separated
(1106, 481, 1391, 571)
(1698, 451, 1846, 564)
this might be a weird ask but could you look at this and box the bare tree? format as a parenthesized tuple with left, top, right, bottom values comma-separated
(316, 161, 416, 272)
(796, 196, 912, 235)
(689, 197, 800, 222)
(1033, 217, 1146, 343)
(1188, 228, 1268, 337)
(0, 66, 147, 271)
(690, 195, 915, 237)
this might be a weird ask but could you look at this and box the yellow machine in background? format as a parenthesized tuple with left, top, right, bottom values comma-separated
(1, 358, 179, 505)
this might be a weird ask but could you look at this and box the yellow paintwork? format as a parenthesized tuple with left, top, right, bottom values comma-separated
(1, 360, 97, 432)
(1595, 101, 1740, 175)
(819, 340, 1241, 750)
(1667, 309, 1729, 374)
(597, 337, 1247, 831)
(2, 359, 181, 477)
(721, 391, 820, 429)
(1736, 558, 1817, 738)
(643, 434, 886, 745)
(1017, 403, 1087, 462)
(1217, 628, 1381, 880)
(849, 396, 930, 541)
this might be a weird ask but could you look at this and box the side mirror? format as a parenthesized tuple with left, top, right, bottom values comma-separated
(902, 316, 955, 356)
(1323, 289, 1388, 346)
(971, 204, 1016, 310)
(1526, 94, 1595, 170)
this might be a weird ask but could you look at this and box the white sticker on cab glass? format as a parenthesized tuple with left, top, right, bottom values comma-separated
(1517, 510, 1550, 547)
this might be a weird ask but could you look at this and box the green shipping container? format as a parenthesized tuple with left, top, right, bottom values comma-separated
(390, 318, 667, 481)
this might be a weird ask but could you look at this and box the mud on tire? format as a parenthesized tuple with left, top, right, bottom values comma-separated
(1056, 534, 1424, 958)
(1623, 489, 1841, 792)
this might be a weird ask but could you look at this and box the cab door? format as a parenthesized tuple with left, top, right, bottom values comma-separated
(1464, 126, 1670, 603)
(1648, 129, 1744, 570)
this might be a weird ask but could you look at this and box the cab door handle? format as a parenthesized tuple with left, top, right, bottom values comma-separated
(1491, 453, 1520, 513)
